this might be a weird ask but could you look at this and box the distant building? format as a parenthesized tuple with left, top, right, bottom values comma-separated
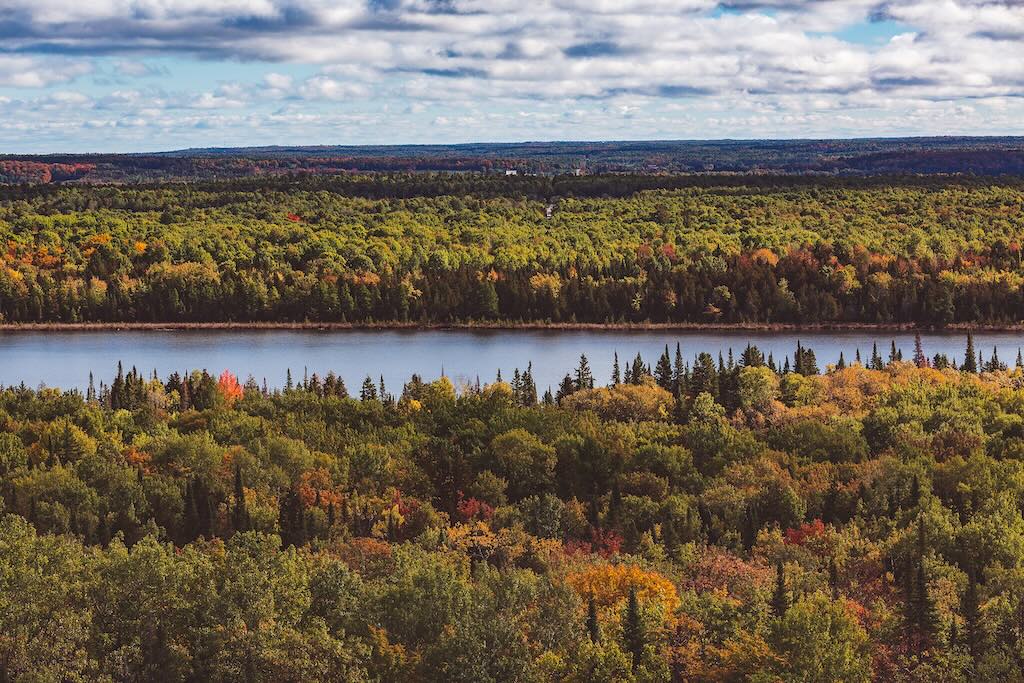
(505, 169, 518, 176)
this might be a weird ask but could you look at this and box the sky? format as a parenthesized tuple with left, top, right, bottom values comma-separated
(1, 0, 1023, 153)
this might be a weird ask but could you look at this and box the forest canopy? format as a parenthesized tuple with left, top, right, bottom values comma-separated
(0, 175, 1023, 325)
(2, 339, 1024, 680)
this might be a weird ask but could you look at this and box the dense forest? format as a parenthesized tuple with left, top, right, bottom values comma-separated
(3, 335, 1024, 680)
(4, 137, 1024, 182)
(1, 175, 1023, 325)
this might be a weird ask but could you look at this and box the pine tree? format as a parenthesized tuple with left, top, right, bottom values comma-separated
(889, 340, 899, 364)
(962, 333, 978, 373)
(1017, 348, 1023, 369)
(611, 352, 621, 386)
(829, 557, 840, 600)
(655, 345, 673, 390)
(740, 343, 764, 368)
(587, 595, 601, 643)
(913, 333, 927, 368)
(870, 342, 884, 370)
(574, 354, 594, 391)
(771, 560, 790, 618)
(690, 352, 719, 399)
(232, 464, 249, 533)
(836, 351, 846, 370)
(622, 586, 644, 672)
(555, 374, 576, 404)
(630, 353, 645, 385)
(672, 342, 685, 394)
(360, 375, 378, 401)
(910, 518, 938, 641)
(985, 346, 1007, 373)
(962, 563, 981, 667)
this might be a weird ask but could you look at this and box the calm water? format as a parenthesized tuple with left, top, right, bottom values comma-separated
(1, 329, 1022, 394)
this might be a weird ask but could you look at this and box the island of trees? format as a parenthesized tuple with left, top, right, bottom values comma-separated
(4, 336, 1024, 680)
(1, 175, 1024, 326)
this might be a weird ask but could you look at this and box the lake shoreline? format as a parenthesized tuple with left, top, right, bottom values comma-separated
(0, 321, 1022, 333)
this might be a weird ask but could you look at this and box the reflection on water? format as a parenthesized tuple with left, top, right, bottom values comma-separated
(1, 328, 1022, 393)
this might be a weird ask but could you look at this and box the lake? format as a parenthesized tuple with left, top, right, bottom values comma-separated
(1, 328, 1022, 394)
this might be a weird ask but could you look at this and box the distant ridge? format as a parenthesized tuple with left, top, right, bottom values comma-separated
(3, 137, 1024, 183)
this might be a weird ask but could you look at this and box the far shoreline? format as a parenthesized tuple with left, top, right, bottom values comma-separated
(0, 321, 1022, 333)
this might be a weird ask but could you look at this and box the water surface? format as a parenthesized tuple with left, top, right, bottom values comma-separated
(2, 329, 1022, 394)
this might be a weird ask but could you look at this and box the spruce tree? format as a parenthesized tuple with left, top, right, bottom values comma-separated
(836, 351, 846, 370)
(630, 353, 645, 385)
(360, 376, 378, 401)
(962, 563, 981, 667)
(771, 560, 790, 618)
(870, 342, 884, 370)
(555, 374, 576, 404)
(913, 333, 927, 367)
(829, 557, 840, 600)
(574, 354, 594, 391)
(587, 595, 601, 643)
(611, 352, 621, 386)
(672, 342, 685, 394)
(962, 333, 978, 373)
(690, 352, 719, 400)
(232, 464, 248, 533)
(622, 586, 644, 672)
(655, 345, 673, 390)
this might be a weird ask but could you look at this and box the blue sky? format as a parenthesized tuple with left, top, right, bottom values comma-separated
(0, 0, 1022, 153)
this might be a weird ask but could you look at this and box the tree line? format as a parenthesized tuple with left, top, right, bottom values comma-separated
(5, 336, 1024, 679)
(1, 177, 1024, 324)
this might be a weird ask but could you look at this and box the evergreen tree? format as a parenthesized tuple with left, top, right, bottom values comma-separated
(985, 346, 1007, 373)
(829, 556, 840, 600)
(910, 518, 939, 641)
(690, 352, 719, 400)
(962, 333, 978, 373)
(870, 342, 884, 370)
(630, 353, 645, 385)
(836, 351, 846, 370)
(587, 595, 601, 643)
(962, 563, 981, 668)
(360, 376, 378, 401)
(232, 464, 249, 533)
(622, 586, 644, 672)
(913, 333, 927, 368)
(740, 343, 765, 368)
(610, 352, 621, 386)
(771, 560, 790, 618)
(672, 342, 686, 394)
(655, 345, 673, 390)
(574, 354, 594, 391)
(555, 374, 576, 404)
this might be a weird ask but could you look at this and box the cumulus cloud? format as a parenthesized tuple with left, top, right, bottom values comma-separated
(0, 0, 1019, 104)
(0, 0, 1021, 149)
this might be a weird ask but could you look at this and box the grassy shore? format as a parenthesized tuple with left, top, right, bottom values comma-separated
(0, 320, 1021, 332)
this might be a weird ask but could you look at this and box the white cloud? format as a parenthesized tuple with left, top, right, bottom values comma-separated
(0, 0, 1022, 149)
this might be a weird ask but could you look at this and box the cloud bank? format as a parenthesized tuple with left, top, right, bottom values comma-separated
(0, 0, 1022, 151)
